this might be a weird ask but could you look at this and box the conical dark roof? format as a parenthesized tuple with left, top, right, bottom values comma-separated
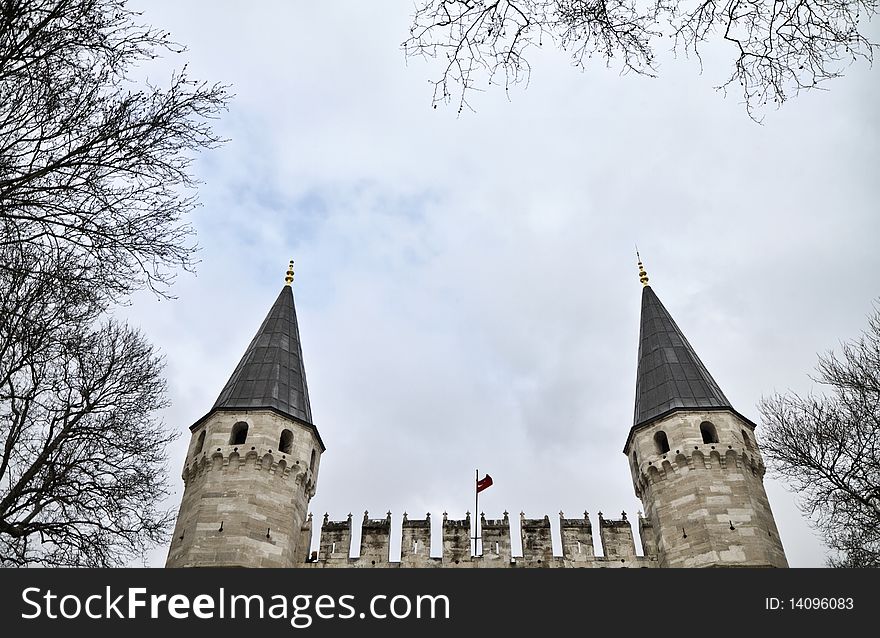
(212, 285, 313, 424)
(633, 285, 731, 427)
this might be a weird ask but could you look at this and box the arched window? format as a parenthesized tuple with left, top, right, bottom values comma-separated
(309, 449, 317, 472)
(279, 429, 293, 455)
(632, 449, 638, 467)
(653, 431, 670, 454)
(230, 421, 248, 445)
(742, 430, 753, 450)
(700, 421, 719, 444)
(194, 430, 205, 456)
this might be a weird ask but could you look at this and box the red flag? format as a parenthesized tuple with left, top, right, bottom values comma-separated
(476, 474, 493, 493)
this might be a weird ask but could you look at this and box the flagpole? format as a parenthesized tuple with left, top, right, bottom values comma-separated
(474, 468, 479, 556)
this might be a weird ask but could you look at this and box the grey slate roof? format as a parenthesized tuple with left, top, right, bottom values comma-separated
(212, 285, 313, 424)
(633, 285, 731, 427)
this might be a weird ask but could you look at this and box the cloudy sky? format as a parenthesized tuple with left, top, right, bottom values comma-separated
(124, 1, 879, 568)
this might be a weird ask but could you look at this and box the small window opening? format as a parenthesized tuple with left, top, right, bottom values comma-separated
(310, 449, 317, 472)
(700, 421, 719, 444)
(653, 430, 670, 454)
(194, 431, 205, 455)
(279, 429, 293, 454)
(742, 430, 753, 450)
(230, 421, 248, 445)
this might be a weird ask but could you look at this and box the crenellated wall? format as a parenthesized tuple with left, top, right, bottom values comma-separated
(360, 512, 393, 567)
(559, 513, 594, 563)
(599, 511, 636, 559)
(401, 513, 435, 567)
(301, 510, 657, 568)
(519, 515, 554, 566)
(480, 513, 512, 565)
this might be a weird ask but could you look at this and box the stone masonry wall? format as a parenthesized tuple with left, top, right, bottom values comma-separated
(625, 410, 787, 568)
(301, 511, 656, 568)
(401, 513, 434, 567)
(559, 513, 594, 564)
(599, 512, 636, 559)
(166, 409, 322, 567)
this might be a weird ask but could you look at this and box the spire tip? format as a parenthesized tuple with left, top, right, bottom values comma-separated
(636, 250, 649, 287)
(284, 259, 294, 286)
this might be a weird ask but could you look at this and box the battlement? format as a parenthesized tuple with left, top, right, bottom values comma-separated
(300, 510, 657, 568)
(401, 513, 434, 567)
(181, 446, 317, 498)
(442, 512, 471, 528)
(362, 512, 392, 528)
(480, 512, 511, 565)
(633, 447, 766, 497)
(360, 511, 393, 566)
(558, 511, 594, 564)
(598, 511, 636, 558)
(402, 513, 430, 528)
(520, 515, 553, 564)
(638, 513, 657, 558)
(559, 515, 591, 528)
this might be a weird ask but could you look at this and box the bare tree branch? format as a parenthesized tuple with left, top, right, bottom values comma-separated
(0, 245, 177, 566)
(0, 1, 229, 566)
(403, 0, 878, 119)
(0, 0, 230, 299)
(759, 301, 880, 567)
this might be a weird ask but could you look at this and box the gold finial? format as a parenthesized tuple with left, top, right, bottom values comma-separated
(636, 249, 649, 287)
(284, 259, 294, 286)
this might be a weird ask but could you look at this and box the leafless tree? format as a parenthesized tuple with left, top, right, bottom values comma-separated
(759, 303, 880, 567)
(403, 1, 878, 119)
(0, 0, 229, 300)
(0, 1, 228, 565)
(0, 245, 176, 566)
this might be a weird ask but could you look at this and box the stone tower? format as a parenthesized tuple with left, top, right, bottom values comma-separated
(165, 262, 324, 567)
(623, 259, 787, 568)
